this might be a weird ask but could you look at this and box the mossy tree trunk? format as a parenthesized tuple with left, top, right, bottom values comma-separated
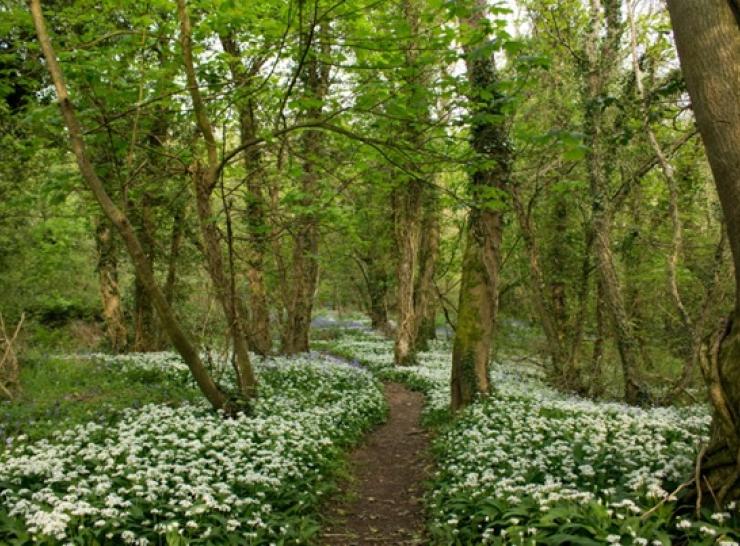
(582, 0, 649, 405)
(666, 0, 740, 504)
(450, 0, 511, 412)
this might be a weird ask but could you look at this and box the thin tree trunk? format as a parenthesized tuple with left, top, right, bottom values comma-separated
(450, 0, 510, 412)
(583, 0, 648, 405)
(666, 0, 740, 505)
(131, 192, 157, 352)
(413, 189, 440, 351)
(510, 183, 572, 385)
(30, 0, 230, 411)
(177, 0, 257, 399)
(94, 217, 127, 353)
(220, 35, 272, 356)
(393, 0, 427, 365)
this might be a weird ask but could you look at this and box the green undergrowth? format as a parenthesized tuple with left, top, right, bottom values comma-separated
(1, 354, 199, 450)
(0, 351, 386, 545)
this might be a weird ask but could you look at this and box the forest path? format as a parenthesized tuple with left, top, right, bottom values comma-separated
(320, 382, 430, 545)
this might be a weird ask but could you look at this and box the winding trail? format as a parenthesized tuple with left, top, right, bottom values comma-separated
(321, 382, 430, 545)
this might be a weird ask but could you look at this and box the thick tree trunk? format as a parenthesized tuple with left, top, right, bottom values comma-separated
(30, 0, 230, 411)
(450, 0, 510, 412)
(94, 217, 127, 352)
(666, 0, 740, 505)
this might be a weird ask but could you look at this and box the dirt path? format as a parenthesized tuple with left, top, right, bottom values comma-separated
(321, 382, 430, 545)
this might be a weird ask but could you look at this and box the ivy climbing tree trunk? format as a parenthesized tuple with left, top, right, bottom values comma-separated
(582, 0, 649, 405)
(29, 0, 230, 411)
(666, 0, 740, 505)
(94, 216, 127, 353)
(450, 0, 511, 412)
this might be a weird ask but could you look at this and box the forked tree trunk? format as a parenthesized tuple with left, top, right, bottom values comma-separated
(177, 0, 258, 399)
(666, 0, 740, 505)
(450, 0, 510, 412)
(191, 166, 257, 398)
(30, 0, 230, 411)
(94, 217, 127, 353)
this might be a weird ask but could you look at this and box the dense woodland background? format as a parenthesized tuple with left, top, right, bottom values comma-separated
(1, 0, 728, 397)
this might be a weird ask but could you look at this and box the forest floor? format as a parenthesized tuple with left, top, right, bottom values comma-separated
(321, 382, 430, 545)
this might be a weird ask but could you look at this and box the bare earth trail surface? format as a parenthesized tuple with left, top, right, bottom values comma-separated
(321, 382, 431, 545)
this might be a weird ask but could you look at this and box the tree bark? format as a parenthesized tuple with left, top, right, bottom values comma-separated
(414, 189, 440, 351)
(582, 0, 649, 405)
(94, 216, 127, 353)
(220, 35, 272, 356)
(176, 0, 257, 399)
(30, 0, 230, 411)
(131, 192, 157, 352)
(393, 0, 427, 366)
(282, 19, 329, 355)
(450, 0, 511, 412)
(666, 0, 740, 504)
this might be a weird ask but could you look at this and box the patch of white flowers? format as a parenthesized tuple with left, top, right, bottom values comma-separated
(328, 331, 739, 545)
(0, 352, 385, 544)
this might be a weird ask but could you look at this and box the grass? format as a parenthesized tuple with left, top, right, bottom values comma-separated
(0, 353, 198, 449)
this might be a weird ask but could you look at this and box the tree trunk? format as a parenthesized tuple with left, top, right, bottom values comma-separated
(510, 183, 573, 385)
(583, 0, 649, 405)
(393, 0, 427, 366)
(30, 0, 230, 411)
(94, 217, 127, 352)
(366, 258, 391, 334)
(131, 192, 157, 352)
(176, 0, 258, 400)
(220, 35, 272, 356)
(192, 165, 257, 399)
(450, 0, 510, 412)
(666, 0, 740, 505)
(281, 21, 329, 355)
(414, 190, 440, 352)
